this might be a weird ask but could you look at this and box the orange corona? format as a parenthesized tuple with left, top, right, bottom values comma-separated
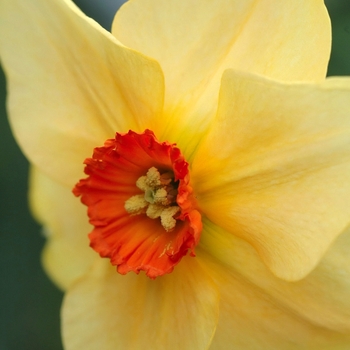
(74, 130, 202, 279)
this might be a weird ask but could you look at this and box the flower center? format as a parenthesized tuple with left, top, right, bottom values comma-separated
(124, 167, 180, 231)
(73, 130, 202, 279)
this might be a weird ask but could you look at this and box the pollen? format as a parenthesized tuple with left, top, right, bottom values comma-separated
(125, 167, 180, 231)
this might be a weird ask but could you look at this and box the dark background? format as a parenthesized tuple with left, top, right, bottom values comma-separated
(0, 1, 349, 349)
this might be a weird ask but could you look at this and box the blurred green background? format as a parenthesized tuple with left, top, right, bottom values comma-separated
(0, 1, 349, 349)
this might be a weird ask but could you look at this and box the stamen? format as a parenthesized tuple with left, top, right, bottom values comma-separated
(145, 167, 161, 187)
(125, 167, 180, 231)
(124, 195, 148, 215)
(161, 206, 180, 231)
(146, 204, 164, 219)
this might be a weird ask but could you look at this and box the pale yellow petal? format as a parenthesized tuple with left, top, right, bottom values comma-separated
(62, 256, 219, 350)
(29, 167, 96, 290)
(202, 220, 350, 344)
(112, 0, 331, 157)
(192, 70, 350, 281)
(209, 259, 350, 349)
(0, 0, 164, 187)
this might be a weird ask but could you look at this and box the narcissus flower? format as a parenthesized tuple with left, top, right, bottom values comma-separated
(2, 0, 350, 348)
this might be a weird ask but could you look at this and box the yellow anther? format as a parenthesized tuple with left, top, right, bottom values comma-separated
(125, 167, 179, 231)
(124, 195, 148, 215)
(160, 206, 180, 231)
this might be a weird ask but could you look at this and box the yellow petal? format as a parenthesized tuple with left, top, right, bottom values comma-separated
(209, 258, 350, 349)
(29, 167, 96, 290)
(62, 257, 219, 350)
(192, 70, 350, 281)
(0, 0, 164, 187)
(202, 220, 350, 343)
(112, 0, 331, 157)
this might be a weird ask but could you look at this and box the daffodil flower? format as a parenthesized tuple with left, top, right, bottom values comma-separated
(2, 0, 350, 348)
